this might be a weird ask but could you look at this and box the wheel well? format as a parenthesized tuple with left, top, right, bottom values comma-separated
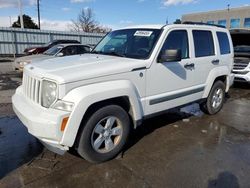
(73, 96, 132, 149)
(214, 75, 227, 85)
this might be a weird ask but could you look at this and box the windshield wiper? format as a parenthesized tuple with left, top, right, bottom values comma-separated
(91, 51, 125, 57)
(91, 51, 103, 54)
(103, 52, 126, 57)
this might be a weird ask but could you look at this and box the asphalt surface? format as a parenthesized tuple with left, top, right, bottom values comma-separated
(0, 65, 250, 188)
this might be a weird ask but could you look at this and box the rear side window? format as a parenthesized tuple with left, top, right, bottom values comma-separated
(216, 32, 231, 55)
(193, 30, 215, 57)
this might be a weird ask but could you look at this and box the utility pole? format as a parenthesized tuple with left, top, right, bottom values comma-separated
(18, 0, 24, 28)
(37, 0, 41, 29)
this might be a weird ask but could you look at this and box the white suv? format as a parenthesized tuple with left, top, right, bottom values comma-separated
(13, 24, 234, 163)
(231, 29, 250, 82)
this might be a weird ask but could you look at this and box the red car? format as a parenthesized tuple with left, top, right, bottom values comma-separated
(24, 39, 80, 55)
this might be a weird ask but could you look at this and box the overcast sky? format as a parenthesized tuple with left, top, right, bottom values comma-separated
(0, 0, 249, 31)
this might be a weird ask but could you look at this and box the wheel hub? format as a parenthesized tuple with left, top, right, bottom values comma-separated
(103, 129, 111, 138)
(212, 88, 223, 109)
(91, 116, 123, 153)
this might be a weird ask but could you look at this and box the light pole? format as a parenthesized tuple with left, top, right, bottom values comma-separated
(17, 0, 24, 28)
(37, 0, 41, 29)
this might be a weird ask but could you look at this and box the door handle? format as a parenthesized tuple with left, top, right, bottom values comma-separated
(184, 63, 195, 70)
(212, 59, 220, 65)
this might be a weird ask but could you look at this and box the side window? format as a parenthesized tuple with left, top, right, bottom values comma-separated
(61, 46, 78, 56)
(160, 30, 189, 59)
(193, 30, 215, 57)
(216, 32, 231, 55)
(77, 46, 90, 54)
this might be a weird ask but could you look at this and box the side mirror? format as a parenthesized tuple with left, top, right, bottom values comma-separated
(159, 49, 182, 63)
(57, 52, 64, 57)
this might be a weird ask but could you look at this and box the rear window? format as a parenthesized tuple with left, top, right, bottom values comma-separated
(193, 30, 215, 57)
(217, 32, 231, 55)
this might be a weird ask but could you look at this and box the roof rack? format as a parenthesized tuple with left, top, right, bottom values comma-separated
(182, 21, 226, 28)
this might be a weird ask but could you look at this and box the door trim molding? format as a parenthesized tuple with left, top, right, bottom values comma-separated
(149, 86, 205, 105)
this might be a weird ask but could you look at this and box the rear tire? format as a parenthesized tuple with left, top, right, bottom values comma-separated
(200, 81, 226, 115)
(76, 105, 130, 163)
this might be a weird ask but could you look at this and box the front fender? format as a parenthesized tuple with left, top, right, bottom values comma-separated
(60, 80, 144, 147)
(202, 66, 231, 98)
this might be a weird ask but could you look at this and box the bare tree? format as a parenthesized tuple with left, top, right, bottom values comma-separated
(70, 8, 111, 33)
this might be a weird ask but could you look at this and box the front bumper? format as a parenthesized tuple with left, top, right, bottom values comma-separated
(12, 86, 71, 154)
(12, 61, 24, 72)
(233, 70, 250, 82)
(229, 73, 235, 87)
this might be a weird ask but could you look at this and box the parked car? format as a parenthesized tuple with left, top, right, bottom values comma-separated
(13, 44, 91, 71)
(13, 23, 234, 163)
(231, 29, 250, 83)
(24, 39, 81, 55)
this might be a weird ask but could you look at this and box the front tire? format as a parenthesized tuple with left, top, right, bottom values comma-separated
(76, 105, 130, 163)
(200, 81, 226, 115)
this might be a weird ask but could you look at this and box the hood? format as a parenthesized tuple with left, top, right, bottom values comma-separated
(25, 46, 47, 52)
(25, 54, 146, 84)
(15, 54, 54, 63)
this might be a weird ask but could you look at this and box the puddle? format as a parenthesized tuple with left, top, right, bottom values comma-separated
(180, 103, 204, 117)
(0, 116, 43, 179)
(0, 73, 21, 91)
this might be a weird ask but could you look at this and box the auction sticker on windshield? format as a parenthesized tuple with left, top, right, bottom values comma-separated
(134, 31, 153, 37)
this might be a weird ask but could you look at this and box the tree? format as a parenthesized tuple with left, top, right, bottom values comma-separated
(12, 14, 39, 29)
(70, 8, 111, 33)
(174, 19, 182, 24)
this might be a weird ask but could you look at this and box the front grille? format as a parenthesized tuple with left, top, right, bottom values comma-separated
(23, 73, 42, 104)
(233, 58, 250, 70)
(234, 77, 247, 82)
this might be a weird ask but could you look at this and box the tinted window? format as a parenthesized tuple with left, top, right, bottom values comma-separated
(78, 46, 91, 54)
(193, 30, 215, 57)
(230, 19, 240, 28)
(160, 30, 189, 59)
(244, 18, 250, 28)
(61, 46, 78, 56)
(218, 20, 227, 27)
(207, 21, 215, 24)
(216, 32, 231, 55)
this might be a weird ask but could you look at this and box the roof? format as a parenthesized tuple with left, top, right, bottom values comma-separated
(183, 5, 250, 17)
(55, 43, 90, 47)
(230, 28, 250, 34)
(121, 24, 165, 30)
(118, 24, 228, 31)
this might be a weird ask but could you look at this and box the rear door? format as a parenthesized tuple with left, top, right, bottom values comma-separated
(145, 28, 205, 115)
(190, 29, 218, 86)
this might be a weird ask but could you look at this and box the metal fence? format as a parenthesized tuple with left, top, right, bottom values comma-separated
(0, 27, 105, 56)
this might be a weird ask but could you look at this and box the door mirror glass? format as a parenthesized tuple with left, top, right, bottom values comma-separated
(159, 49, 182, 62)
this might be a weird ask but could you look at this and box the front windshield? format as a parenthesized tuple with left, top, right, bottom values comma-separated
(93, 29, 161, 59)
(234, 46, 250, 53)
(43, 45, 63, 55)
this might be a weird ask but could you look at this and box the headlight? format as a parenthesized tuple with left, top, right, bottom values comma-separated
(28, 48, 36, 53)
(52, 100, 74, 112)
(18, 61, 31, 67)
(41, 80, 57, 108)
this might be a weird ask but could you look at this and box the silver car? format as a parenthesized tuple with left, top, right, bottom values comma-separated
(12, 44, 91, 71)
